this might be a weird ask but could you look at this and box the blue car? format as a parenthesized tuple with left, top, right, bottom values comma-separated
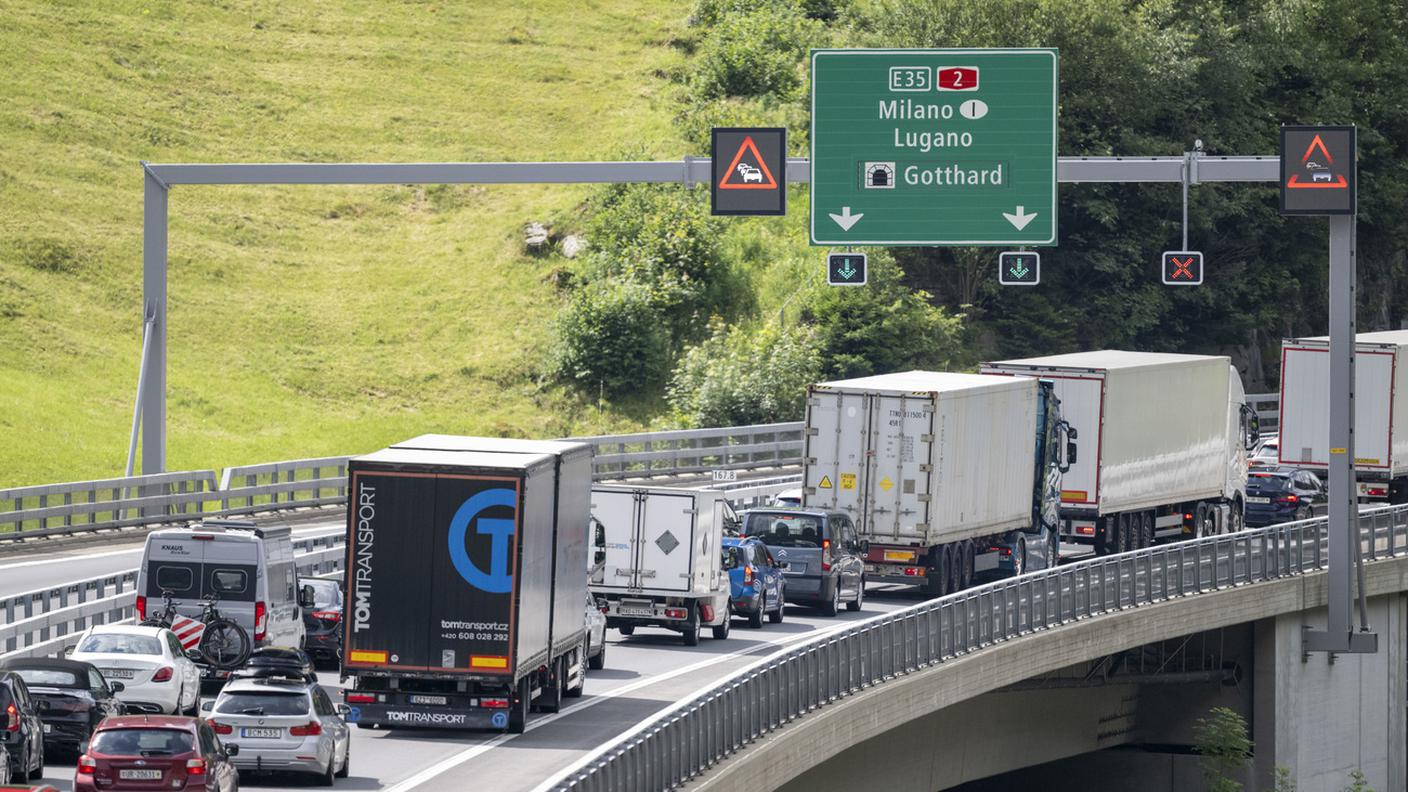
(722, 537, 787, 628)
(1246, 467, 1325, 527)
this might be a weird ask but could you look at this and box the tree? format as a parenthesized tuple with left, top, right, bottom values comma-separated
(668, 320, 823, 427)
(1193, 706, 1252, 792)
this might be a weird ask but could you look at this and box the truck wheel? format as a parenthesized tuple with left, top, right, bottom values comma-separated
(1011, 537, 1027, 577)
(847, 577, 865, 612)
(961, 540, 975, 589)
(508, 678, 530, 734)
(681, 606, 701, 646)
(1094, 518, 1110, 556)
(1141, 512, 1155, 548)
(1231, 504, 1245, 533)
(711, 605, 732, 640)
(618, 624, 635, 637)
(1117, 513, 1132, 554)
(924, 546, 948, 598)
(949, 543, 964, 592)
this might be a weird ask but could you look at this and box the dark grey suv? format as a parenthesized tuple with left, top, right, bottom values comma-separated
(737, 508, 865, 616)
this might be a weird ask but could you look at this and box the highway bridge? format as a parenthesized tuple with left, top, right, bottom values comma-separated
(2, 417, 1404, 792)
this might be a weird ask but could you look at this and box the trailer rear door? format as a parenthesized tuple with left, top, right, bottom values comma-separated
(634, 492, 697, 592)
(1280, 344, 1395, 470)
(804, 387, 869, 520)
(863, 391, 935, 541)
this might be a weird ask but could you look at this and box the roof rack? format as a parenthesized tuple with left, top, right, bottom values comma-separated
(183, 519, 267, 538)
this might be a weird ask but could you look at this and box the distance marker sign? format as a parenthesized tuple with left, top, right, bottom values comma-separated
(810, 49, 1058, 246)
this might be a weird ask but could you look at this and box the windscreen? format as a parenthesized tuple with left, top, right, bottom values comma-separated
(741, 513, 824, 548)
(12, 668, 82, 688)
(305, 580, 341, 608)
(77, 634, 163, 656)
(1247, 474, 1292, 493)
(214, 691, 310, 716)
(90, 728, 194, 755)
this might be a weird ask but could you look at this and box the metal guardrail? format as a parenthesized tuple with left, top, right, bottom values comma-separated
(0, 540, 348, 659)
(573, 423, 804, 480)
(541, 502, 1405, 792)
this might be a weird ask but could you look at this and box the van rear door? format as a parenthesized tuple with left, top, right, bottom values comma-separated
(201, 535, 260, 635)
(142, 536, 206, 619)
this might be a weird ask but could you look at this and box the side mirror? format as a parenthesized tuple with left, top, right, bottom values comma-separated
(335, 703, 351, 717)
(859, 540, 870, 555)
(109, 681, 125, 693)
(200, 699, 214, 712)
(299, 584, 317, 609)
(185, 649, 204, 663)
(35, 699, 50, 713)
(225, 744, 240, 757)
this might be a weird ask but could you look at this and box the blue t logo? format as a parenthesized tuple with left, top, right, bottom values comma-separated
(447, 488, 517, 594)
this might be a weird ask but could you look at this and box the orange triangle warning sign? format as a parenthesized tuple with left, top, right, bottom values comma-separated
(718, 135, 778, 190)
(1287, 133, 1348, 189)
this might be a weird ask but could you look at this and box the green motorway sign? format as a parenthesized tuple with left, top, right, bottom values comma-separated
(810, 48, 1058, 246)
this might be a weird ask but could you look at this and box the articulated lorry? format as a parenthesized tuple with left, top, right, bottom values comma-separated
(982, 351, 1257, 555)
(802, 371, 1075, 596)
(1279, 330, 1408, 502)
(341, 435, 592, 734)
(589, 485, 735, 645)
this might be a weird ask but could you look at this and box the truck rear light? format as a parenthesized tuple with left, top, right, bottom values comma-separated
(345, 693, 376, 704)
(77, 755, 96, 775)
(290, 721, 322, 736)
(186, 758, 207, 776)
(136, 595, 147, 621)
(821, 539, 832, 572)
(1367, 486, 1388, 497)
(1184, 513, 1194, 521)
(1076, 525, 1095, 536)
(699, 604, 715, 623)
(902, 567, 924, 577)
(210, 721, 232, 735)
(152, 666, 174, 683)
(664, 607, 687, 619)
(254, 600, 267, 642)
(481, 698, 510, 709)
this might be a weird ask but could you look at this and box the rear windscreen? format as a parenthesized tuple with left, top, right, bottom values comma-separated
(304, 579, 341, 608)
(145, 562, 255, 602)
(1248, 475, 1291, 492)
(76, 633, 163, 656)
(90, 728, 193, 755)
(741, 514, 824, 548)
(13, 668, 82, 688)
(214, 691, 310, 716)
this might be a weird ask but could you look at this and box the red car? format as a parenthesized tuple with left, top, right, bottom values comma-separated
(75, 715, 239, 792)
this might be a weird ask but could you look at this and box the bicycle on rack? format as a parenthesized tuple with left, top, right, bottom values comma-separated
(141, 589, 252, 670)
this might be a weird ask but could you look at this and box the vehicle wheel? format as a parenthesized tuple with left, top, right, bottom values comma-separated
(201, 618, 252, 669)
(618, 624, 635, 637)
(1231, 504, 1245, 533)
(317, 753, 335, 786)
(336, 745, 349, 778)
(507, 678, 530, 734)
(681, 605, 701, 647)
(747, 604, 764, 629)
(1011, 536, 1027, 577)
(949, 543, 965, 592)
(1118, 513, 1132, 554)
(566, 639, 586, 698)
(1094, 518, 1110, 556)
(847, 577, 865, 612)
(819, 578, 840, 616)
(961, 540, 975, 589)
(770, 597, 785, 623)
(588, 639, 606, 670)
(711, 605, 731, 640)
(1296, 505, 1310, 522)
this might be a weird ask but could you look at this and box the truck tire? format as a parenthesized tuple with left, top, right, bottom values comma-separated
(1194, 503, 1210, 538)
(1142, 512, 1155, 548)
(681, 605, 701, 646)
(1094, 518, 1110, 556)
(711, 606, 732, 640)
(961, 540, 975, 589)
(924, 546, 948, 598)
(1011, 536, 1027, 577)
(508, 678, 530, 734)
(1117, 513, 1132, 554)
(618, 624, 635, 637)
(949, 543, 964, 592)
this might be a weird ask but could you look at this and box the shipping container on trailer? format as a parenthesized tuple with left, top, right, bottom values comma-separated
(983, 351, 1254, 554)
(589, 485, 732, 644)
(340, 437, 591, 733)
(1279, 330, 1408, 500)
(802, 371, 1070, 592)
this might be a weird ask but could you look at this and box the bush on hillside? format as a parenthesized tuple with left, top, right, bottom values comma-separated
(690, 4, 817, 99)
(668, 320, 822, 427)
(551, 279, 672, 400)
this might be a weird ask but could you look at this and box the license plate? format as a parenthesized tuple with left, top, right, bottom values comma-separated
(409, 695, 447, 706)
(1248, 496, 1271, 504)
(42, 723, 51, 733)
(120, 769, 163, 780)
(103, 668, 136, 679)
(883, 550, 916, 562)
(618, 607, 652, 617)
(241, 727, 282, 738)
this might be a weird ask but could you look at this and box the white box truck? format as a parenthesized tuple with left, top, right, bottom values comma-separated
(589, 485, 735, 645)
(982, 351, 1257, 555)
(802, 371, 1075, 595)
(1279, 330, 1408, 501)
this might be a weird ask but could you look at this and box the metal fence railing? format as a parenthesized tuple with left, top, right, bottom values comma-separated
(575, 423, 804, 480)
(540, 502, 1405, 792)
(0, 539, 348, 659)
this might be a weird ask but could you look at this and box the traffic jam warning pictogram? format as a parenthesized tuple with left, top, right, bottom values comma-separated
(712, 127, 787, 216)
(1280, 125, 1355, 216)
(1162, 251, 1204, 286)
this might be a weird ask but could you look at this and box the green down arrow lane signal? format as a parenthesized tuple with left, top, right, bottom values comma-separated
(998, 251, 1039, 286)
(828, 253, 868, 286)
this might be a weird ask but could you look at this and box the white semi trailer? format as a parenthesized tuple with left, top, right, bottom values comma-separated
(982, 351, 1257, 555)
(1279, 330, 1408, 501)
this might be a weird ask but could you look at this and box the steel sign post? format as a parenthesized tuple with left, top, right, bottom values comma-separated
(809, 48, 1058, 246)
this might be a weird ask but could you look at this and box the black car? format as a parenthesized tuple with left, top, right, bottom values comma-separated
(299, 577, 344, 668)
(233, 646, 318, 682)
(1246, 467, 1326, 527)
(0, 658, 124, 757)
(737, 508, 866, 616)
(0, 670, 45, 780)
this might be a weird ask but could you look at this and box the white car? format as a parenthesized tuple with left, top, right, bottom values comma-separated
(206, 675, 350, 782)
(68, 626, 201, 715)
(586, 594, 607, 671)
(1251, 436, 1280, 467)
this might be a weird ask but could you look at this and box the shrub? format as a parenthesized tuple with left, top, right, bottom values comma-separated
(551, 279, 672, 400)
(9, 237, 80, 273)
(690, 4, 817, 99)
(669, 320, 822, 427)
(1193, 706, 1251, 792)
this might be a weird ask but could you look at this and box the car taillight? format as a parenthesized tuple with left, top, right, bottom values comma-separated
(290, 720, 322, 736)
(186, 758, 207, 776)
(152, 666, 174, 683)
(480, 698, 509, 708)
(313, 610, 341, 623)
(254, 601, 267, 642)
(5, 703, 18, 731)
(345, 693, 376, 704)
(136, 594, 147, 621)
(210, 720, 233, 735)
(822, 538, 832, 572)
(78, 755, 96, 775)
(1277, 494, 1300, 504)
(743, 565, 753, 585)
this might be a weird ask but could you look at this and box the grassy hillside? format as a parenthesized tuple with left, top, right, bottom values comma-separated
(0, 0, 693, 486)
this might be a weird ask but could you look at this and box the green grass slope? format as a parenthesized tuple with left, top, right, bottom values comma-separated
(0, 0, 690, 487)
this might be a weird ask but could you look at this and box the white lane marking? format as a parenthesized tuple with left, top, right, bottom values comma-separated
(384, 617, 867, 792)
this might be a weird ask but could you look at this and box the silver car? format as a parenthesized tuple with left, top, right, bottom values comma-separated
(205, 675, 350, 782)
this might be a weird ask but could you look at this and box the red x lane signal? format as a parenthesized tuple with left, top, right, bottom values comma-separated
(1162, 250, 1204, 286)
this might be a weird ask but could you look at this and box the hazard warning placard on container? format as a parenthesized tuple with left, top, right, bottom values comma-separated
(712, 127, 787, 216)
(1280, 125, 1355, 216)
